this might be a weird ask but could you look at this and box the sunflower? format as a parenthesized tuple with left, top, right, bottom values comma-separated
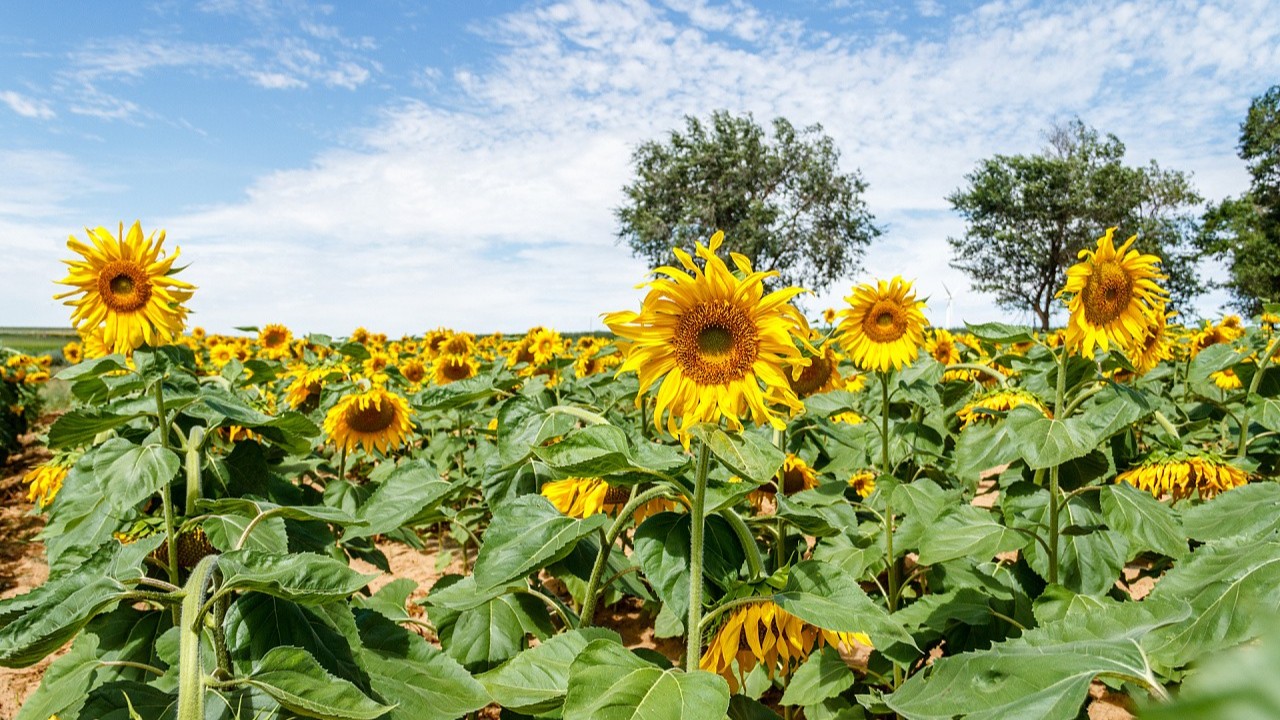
(1130, 309, 1175, 376)
(848, 470, 877, 498)
(1117, 453, 1249, 501)
(258, 324, 293, 358)
(837, 276, 927, 373)
(749, 454, 820, 513)
(926, 327, 962, 365)
(1059, 228, 1167, 358)
(541, 477, 612, 518)
(786, 344, 842, 398)
(208, 343, 235, 367)
(700, 599, 871, 693)
(957, 389, 1051, 429)
(831, 411, 863, 424)
(433, 354, 479, 384)
(400, 358, 428, 385)
(62, 341, 83, 364)
(54, 222, 194, 355)
(324, 386, 414, 454)
(1211, 367, 1242, 390)
(440, 332, 476, 357)
(283, 363, 340, 409)
(23, 457, 73, 508)
(529, 327, 563, 365)
(79, 326, 112, 360)
(604, 231, 809, 443)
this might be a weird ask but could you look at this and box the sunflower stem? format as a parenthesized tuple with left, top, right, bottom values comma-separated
(880, 371, 903, 691)
(338, 446, 348, 481)
(1238, 335, 1280, 459)
(686, 440, 712, 672)
(154, 380, 182, 605)
(773, 426, 787, 568)
(1048, 345, 1069, 585)
(184, 426, 205, 516)
(580, 486, 675, 626)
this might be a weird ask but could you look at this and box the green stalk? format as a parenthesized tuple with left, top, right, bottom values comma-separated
(773, 427, 787, 568)
(184, 426, 205, 516)
(580, 486, 676, 626)
(154, 381, 181, 594)
(685, 440, 712, 672)
(1048, 345, 1069, 585)
(1237, 335, 1280, 459)
(177, 555, 220, 720)
(718, 508, 764, 580)
(880, 371, 902, 692)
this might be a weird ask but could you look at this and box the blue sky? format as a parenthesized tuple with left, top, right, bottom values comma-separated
(2, 0, 1277, 334)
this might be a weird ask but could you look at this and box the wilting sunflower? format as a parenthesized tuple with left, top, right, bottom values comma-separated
(604, 231, 808, 443)
(957, 389, 1051, 429)
(324, 386, 413, 454)
(1059, 228, 1167, 358)
(1211, 367, 1243, 390)
(433, 354, 479, 384)
(1117, 453, 1249, 501)
(837, 276, 927, 373)
(23, 457, 73, 508)
(701, 599, 872, 692)
(541, 478, 677, 523)
(55, 222, 194, 355)
(1129, 310, 1175, 376)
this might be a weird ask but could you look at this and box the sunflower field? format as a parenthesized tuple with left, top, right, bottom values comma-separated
(3, 220, 1280, 720)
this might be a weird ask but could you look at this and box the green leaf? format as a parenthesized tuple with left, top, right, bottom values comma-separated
(534, 424, 635, 476)
(1031, 585, 1111, 625)
(416, 374, 507, 411)
(217, 550, 377, 604)
(952, 422, 1020, 484)
(1004, 406, 1098, 470)
(355, 610, 490, 720)
(13, 632, 99, 720)
(1100, 483, 1188, 559)
(1080, 385, 1151, 441)
(246, 646, 393, 720)
(430, 578, 552, 672)
(79, 681, 177, 720)
(780, 646, 856, 706)
(92, 438, 181, 512)
(633, 512, 745, 627)
(1255, 396, 1280, 432)
(351, 577, 418, 624)
(774, 561, 916, 650)
(964, 322, 1035, 344)
(1143, 620, 1280, 720)
(688, 425, 785, 484)
(86, 606, 172, 683)
(1182, 483, 1280, 542)
(196, 497, 362, 528)
(1147, 534, 1280, 668)
(1008, 487, 1128, 595)
(1189, 343, 1246, 382)
(472, 495, 610, 590)
(344, 460, 452, 540)
(477, 627, 623, 714)
(203, 512, 289, 554)
(886, 603, 1183, 720)
(563, 639, 730, 719)
(917, 506, 1030, 566)
(47, 409, 145, 449)
(225, 595, 366, 685)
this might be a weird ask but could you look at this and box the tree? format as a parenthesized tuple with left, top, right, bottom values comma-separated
(1197, 85, 1280, 315)
(948, 119, 1204, 330)
(615, 110, 880, 293)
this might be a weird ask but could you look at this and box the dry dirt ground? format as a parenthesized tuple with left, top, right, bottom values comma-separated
(1, 438, 1138, 720)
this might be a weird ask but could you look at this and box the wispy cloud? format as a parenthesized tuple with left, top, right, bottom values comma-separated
(0, 90, 55, 119)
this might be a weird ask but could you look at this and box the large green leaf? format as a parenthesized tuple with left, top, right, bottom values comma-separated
(47, 408, 145, 449)
(1143, 621, 1280, 720)
(196, 497, 363, 528)
(246, 646, 392, 720)
(917, 506, 1029, 566)
(534, 424, 636, 476)
(86, 606, 173, 683)
(1099, 483, 1188, 560)
(354, 610, 490, 720)
(203, 511, 289, 554)
(633, 512, 745, 629)
(1007, 487, 1128, 595)
(886, 603, 1184, 720)
(1004, 406, 1098, 470)
(13, 632, 99, 720)
(472, 495, 609, 590)
(780, 646, 856, 706)
(965, 322, 1035, 344)
(344, 460, 452, 540)
(773, 561, 916, 650)
(477, 627, 623, 714)
(217, 550, 377, 604)
(1147, 534, 1280, 669)
(1182, 482, 1280, 542)
(430, 577, 552, 672)
(563, 639, 730, 719)
(225, 594, 367, 686)
(92, 438, 182, 512)
(79, 681, 177, 720)
(688, 425, 786, 484)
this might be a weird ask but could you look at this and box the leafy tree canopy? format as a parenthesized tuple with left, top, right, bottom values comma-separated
(949, 119, 1204, 330)
(615, 110, 880, 293)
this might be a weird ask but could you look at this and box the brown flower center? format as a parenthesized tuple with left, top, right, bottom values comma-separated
(97, 260, 151, 312)
(440, 357, 474, 382)
(345, 398, 397, 433)
(788, 355, 833, 397)
(1082, 260, 1134, 325)
(862, 300, 907, 343)
(674, 301, 759, 385)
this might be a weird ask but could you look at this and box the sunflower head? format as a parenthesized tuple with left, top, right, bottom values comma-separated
(1117, 452, 1249, 501)
(54, 222, 195, 355)
(787, 345, 842, 398)
(1130, 309, 1175, 376)
(323, 386, 414, 454)
(1059, 228, 1167, 358)
(837, 276, 927, 373)
(433, 354, 479, 384)
(604, 231, 809, 445)
(957, 388, 1050, 429)
(258, 324, 293, 357)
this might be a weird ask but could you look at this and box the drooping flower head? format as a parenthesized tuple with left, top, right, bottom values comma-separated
(324, 386, 414, 454)
(55, 222, 194, 355)
(1059, 228, 1167, 358)
(23, 457, 73, 508)
(837, 276, 927, 373)
(957, 388, 1051, 429)
(604, 231, 809, 444)
(1117, 452, 1249, 501)
(1129, 309, 1176, 376)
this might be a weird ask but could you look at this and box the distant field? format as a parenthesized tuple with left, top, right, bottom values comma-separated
(0, 327, 77, 358)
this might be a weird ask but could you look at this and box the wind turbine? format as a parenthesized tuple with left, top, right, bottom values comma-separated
(942, 282, 954, 329)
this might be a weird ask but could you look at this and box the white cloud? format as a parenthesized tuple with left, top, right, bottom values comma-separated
(0, 90, 55, 119)
(5, 0, 1279, 333)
